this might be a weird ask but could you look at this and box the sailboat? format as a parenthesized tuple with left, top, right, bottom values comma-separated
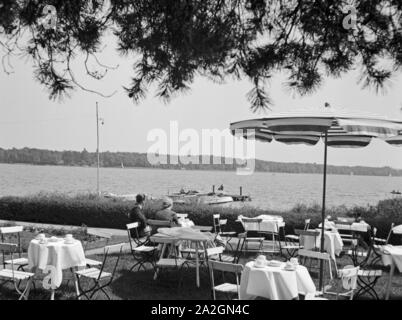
(121, 162, 124, 169)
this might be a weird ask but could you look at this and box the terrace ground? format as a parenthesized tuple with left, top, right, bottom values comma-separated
(0, 225, 401, 300)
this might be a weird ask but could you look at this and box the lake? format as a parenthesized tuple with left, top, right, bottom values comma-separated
(0, 163, 401, 210)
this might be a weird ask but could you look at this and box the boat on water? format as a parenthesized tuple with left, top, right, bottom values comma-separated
(168, 190, 234, 206)
(391, 190, 401, 195)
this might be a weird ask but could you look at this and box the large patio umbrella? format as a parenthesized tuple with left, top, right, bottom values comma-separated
(230, 104, 402, 290)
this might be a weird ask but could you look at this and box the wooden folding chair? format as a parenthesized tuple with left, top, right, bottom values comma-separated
(75, 243, 124, 300)
(298, 249, 335, 293)
(373, 223, 394, 246)
(324, 265, 359, 300)
(208, 260, 244, 300)
(83, 229, 112, 268)
(0, 243, 34, 300)
(285, 219, 311, 243)
(239, 218, 264, 255)
(297, 230, 320, 251)
(213, 214, 236, 251)
(126, 222, 158, 272)
(0, 226, 28, 271)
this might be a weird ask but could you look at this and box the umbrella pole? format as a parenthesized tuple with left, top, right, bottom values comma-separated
(319, 131, 328, 291)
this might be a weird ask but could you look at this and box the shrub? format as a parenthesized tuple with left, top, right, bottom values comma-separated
(0, 193, 401, 242)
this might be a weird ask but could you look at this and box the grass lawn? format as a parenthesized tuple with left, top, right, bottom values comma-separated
(0, 226, 402, 300)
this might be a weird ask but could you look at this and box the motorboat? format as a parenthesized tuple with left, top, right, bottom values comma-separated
(168, 190, 234, 206)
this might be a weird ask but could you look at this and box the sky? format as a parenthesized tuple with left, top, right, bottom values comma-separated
(1, 36, 402, 169)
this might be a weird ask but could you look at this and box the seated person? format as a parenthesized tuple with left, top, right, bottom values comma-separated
(129, 194, 150, 239)
(155, 198, 179, 225)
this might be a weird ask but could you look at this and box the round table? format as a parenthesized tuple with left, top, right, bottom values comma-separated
(240, 261, 316, 300)
(28, 237, 86, 299)
(301, 230, 343, 261)
(151, 227, 216, 287)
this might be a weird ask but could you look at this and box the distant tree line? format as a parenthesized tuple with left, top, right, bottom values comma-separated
(0, 147, 401, 177)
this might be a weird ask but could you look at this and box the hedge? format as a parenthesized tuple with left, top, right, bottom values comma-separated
(0, 193, 401, 243)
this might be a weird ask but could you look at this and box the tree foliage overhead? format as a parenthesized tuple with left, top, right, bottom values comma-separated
(0, 0, 401, 110)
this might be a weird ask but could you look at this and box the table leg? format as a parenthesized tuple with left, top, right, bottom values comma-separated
(71, 268, 81, 300)
(195, 242, 200, 288)
(154, 243, 167, 280)
(385, 261, 395, 300)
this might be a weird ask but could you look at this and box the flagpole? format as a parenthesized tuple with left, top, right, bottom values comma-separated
(96, 102, 100, 196)
(319, 130, 328, 291)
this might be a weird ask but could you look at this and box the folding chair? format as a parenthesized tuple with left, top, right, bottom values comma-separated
(258, 220, 283, 255)
(1, 226, 28, 271)
(324, 265, 359, 300)
(335, 218, 355, 244)
(373, 223, 394, 246)
(239, 218, 265, 255)
(285, 219, 311, 243)
(83, 229, 112, 268)
(297, 230, 320, 251)
(0, 243, 34, 300)
(280, 228, 303, 258)
(217, 233, 246, 264)
(126, 222, 158, 272)
(208, 260, 244, 300)
(298, 249, 335, 294)
(75, 243, 124, 300)
(213, 214, 236, 251)
(352, 229, 383, 300)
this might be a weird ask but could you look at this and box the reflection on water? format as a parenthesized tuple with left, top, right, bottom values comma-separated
(0, 163, 400, 210)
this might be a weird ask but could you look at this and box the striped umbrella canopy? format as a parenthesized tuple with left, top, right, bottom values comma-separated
(230, 105, 402, 290)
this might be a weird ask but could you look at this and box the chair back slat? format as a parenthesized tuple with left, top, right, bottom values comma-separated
(295, 230, 319, 237)
(86, 229, 112, 239)
(241, 218, 262, 223)
(393, 224, 402, 235)
(219, 219, 228, 226)
(126, 222, 139, 230)
(0, 242, 18, 252)
(208, 260, 244, 274)
(298, 249, 330, 261)
(0, 226, 23, 234)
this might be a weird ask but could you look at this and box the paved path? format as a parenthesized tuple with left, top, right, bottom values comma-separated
(0, 219, 130, 254)
(0, 219, 127, 236)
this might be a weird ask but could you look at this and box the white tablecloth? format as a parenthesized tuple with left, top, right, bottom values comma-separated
(335, 222, 369, 232)
(240, 261, 316, 300)
(178, 218, 195, 228)
(238, 215, 285, 233)
(382, 245, 402, 272)
(300, 230, 343, 260)
(28, 238, 86, 287)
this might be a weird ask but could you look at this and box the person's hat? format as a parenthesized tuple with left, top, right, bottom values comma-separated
(162, 197, 173, 208)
